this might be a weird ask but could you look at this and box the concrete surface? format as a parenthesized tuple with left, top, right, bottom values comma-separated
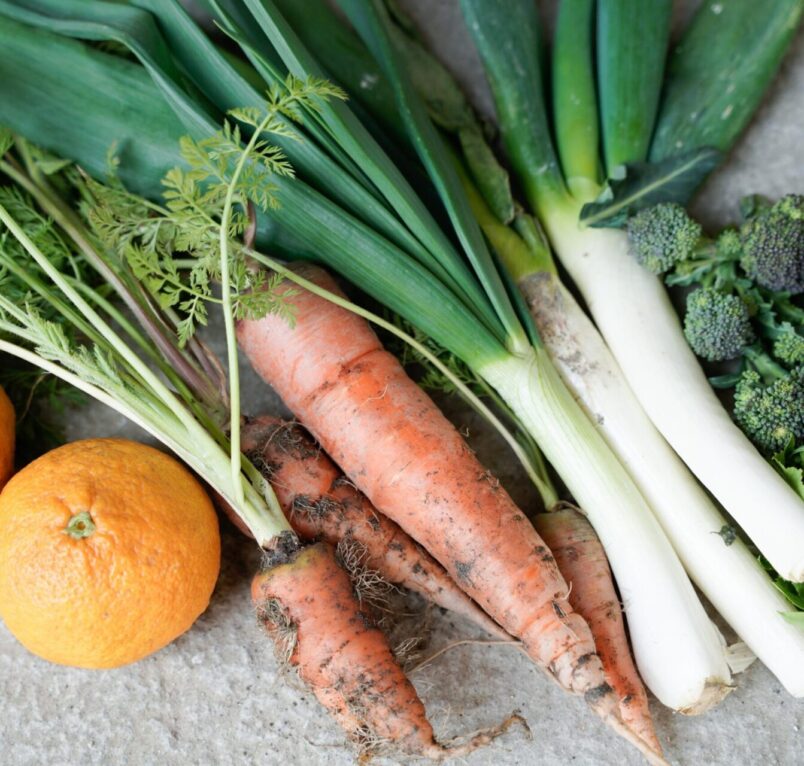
(1, 1, 803, 764)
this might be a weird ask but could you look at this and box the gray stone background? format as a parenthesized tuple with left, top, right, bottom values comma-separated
(1, 1, 802, 764)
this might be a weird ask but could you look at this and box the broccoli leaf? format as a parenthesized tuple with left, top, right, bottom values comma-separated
(760, 554, 804, 618)
(580, 146, 722, 228)
(771, 446, 804, 502)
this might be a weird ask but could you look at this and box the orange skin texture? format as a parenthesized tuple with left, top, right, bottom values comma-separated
(0, 438, 221, 669)
(238, 264, 612, 704)
(535, 509, 661, 754)
(253, 541, 501, 759)
(0, 386, 14, 490)
(241, 416, 509, 640)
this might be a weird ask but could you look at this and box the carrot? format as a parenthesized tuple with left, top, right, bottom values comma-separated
(0, 385, 14, 491)
(241, 415, 510, 640)
(237, 264, 620, 717)
(253, 538, 515, 759)
(534, 507, 661, 754)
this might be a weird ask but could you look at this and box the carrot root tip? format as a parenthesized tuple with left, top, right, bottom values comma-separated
(436, 712, 529, 760)
(592, 698, 670, 766)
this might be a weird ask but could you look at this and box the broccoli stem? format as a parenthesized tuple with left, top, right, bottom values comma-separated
(744, 345, 789, 383)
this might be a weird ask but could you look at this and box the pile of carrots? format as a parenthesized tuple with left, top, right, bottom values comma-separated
(237, 264, 661, 760)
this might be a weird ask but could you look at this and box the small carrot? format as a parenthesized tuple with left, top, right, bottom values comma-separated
(238, 264, 616, 712)
(241, 415, 509, 640)
(534, 507, 662, 754)
(0, 386, 14, 490)
(253, 538, 513, 760)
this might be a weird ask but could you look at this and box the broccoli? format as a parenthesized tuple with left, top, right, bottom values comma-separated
(733, 364, 804, 453)
(773, 323, 804, 368)
(740, 194, 804, 293)
(683, 287, 754, 361)
(627, 202, 702, 275)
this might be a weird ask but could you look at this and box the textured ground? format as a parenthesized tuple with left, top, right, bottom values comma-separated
(1, 1, 803, 764)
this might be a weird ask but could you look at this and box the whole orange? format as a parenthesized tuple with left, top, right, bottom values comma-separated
(0, 438, 221, 669)
(0, 385, 14, 490)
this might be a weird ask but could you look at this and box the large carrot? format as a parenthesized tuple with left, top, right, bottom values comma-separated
(253, 539, 512, 759)
(238, 264, 637, 736)
(241, 415, 509, 640)
(534, 507, 661, 754)
(0, 386, 14, 490)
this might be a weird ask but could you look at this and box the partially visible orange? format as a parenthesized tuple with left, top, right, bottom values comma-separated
(0, 385, 14, 490)
(0, 438, 221, 668)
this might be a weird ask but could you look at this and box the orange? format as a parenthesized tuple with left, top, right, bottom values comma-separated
(0, 438, 221, 669)
(0, 385, 14, 490)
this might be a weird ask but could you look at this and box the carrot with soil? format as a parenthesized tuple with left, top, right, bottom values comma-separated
(237, 264, 669, 763)
(253, 540, 517, 759)
(237, 263, 663, 762)
(241, 415, 509, 640)
(535, 508, 659, 753)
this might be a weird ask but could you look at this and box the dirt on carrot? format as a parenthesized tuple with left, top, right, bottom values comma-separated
(535, 507, 661, 754)
(237, 264, 616, 713)
(240, 415, 510, 640)
(0, 385, 14, 490)
(253, 537, 516, 760)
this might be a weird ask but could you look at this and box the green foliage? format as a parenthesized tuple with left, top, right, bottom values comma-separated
(0, 141, 123, 460)
(0, 186, 80, 295)
(626, 202, 702, 274)
(739, 194, 804, 293)
(734, 367, 804, 454)
(0, 179, 131, 461)
(683, 287, 754, 362)
(76, 78, 343, 347)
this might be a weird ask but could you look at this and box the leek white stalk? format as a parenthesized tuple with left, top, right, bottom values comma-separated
(478, 349, 733, 711)
(520, 267, 804, 697)
(545, 202, 804, 584)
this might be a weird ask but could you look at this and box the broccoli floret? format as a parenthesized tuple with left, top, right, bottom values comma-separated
(773, 324, 804, 367)
(733, 366, 804, 453)
(777, 194, 804, 222)
(683, 287, 754, 361)
(627, 202, 702, 275)
(740, 194, 804, 293)
(715, 228, 742, 260)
